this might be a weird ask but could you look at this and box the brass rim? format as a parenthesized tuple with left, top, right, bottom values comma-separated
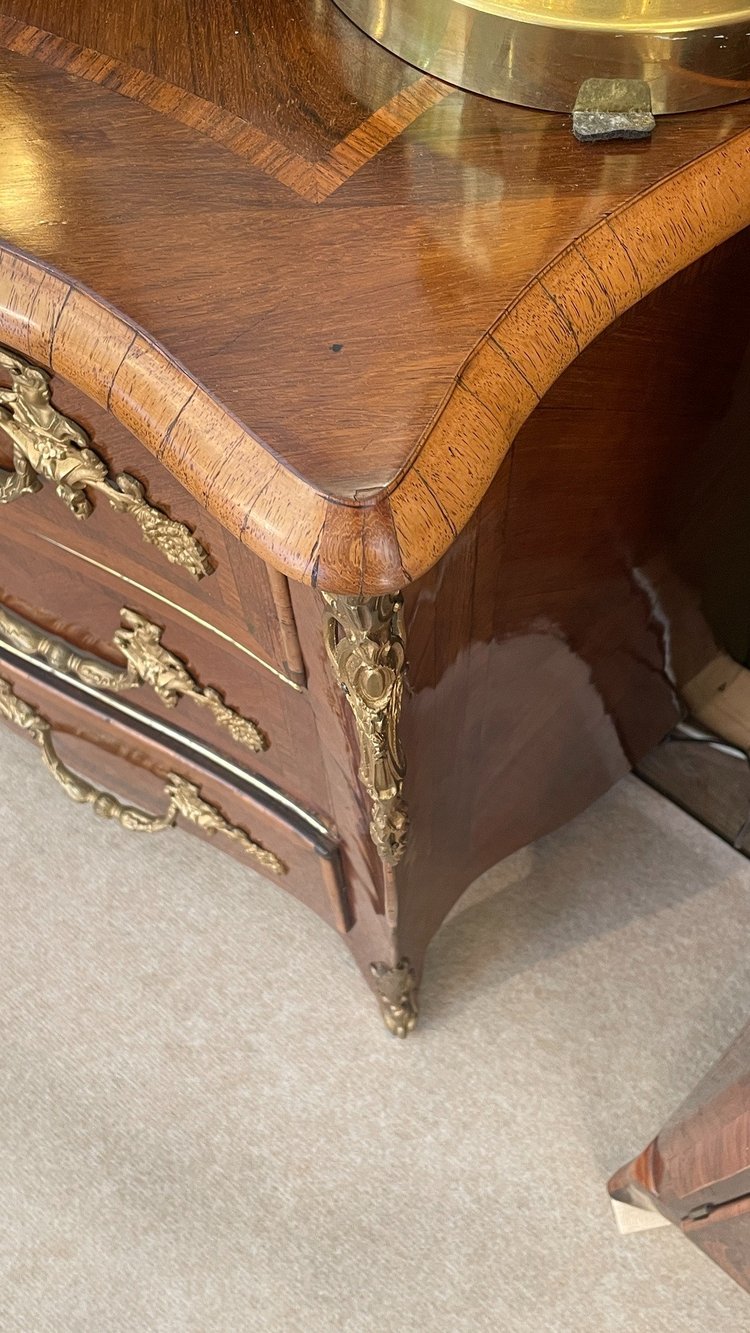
(333, 0, 750, 112)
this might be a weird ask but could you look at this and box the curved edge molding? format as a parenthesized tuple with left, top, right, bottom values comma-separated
(0, 127, 749, 595)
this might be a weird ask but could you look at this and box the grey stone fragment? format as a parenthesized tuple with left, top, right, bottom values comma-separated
(572, 77, 655, 142)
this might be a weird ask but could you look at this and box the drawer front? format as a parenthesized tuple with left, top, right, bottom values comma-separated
(0, 646, 350, 936)
(0, 346, 303, 684)
(0, 519, 330, 816)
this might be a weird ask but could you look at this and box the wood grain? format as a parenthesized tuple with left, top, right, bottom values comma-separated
(0, 349, 306, 683)
(3, 0, 750, 1030)
(0, 648, 351, 935)
(0, 16, 448, 202)
(0, 0, 426, 156)
(2, 15, 750, 585)
(609, 1020, 750, 1293)
(1, 125, 750, 595)
(0, 509, 329, 813)
(381, 230, 750, 987)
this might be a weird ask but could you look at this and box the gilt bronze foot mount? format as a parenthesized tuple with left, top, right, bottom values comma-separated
(371, 958, 418, 1037)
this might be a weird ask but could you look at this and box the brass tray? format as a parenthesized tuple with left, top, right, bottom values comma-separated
(333, 0, 750, 112)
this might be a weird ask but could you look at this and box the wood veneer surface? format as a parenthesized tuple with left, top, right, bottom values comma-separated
(0, 650, 349, 934)
(1, 5, 750, 589)
(609, 1021, 750, 1294)
(385, 232, 750, 967)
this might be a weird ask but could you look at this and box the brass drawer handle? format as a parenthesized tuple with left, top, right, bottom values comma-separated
(0, 602, 267, 753)
(0, 346, 212, 580)
(0, 673, 285, 873)
(113, 607, 268, 750)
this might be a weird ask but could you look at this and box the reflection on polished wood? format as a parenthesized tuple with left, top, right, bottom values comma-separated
(0, 3, 750, 596)
(37, 536, 304, 691)
(0, 1, 750, 1031)
(334, 0, 750, 113)
(609, 1019, 750, 1292)
(0, 16, 450, 203)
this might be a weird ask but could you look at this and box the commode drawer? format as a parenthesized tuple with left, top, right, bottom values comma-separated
(0, 519, 330, 817)
(0, 645, 351, 936)
(0, 343, 303, 684)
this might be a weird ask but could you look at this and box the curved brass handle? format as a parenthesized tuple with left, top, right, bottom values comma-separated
(0, 346, 212, 580)
(0, 674, 285, 873)
(0, 602, 267, 754)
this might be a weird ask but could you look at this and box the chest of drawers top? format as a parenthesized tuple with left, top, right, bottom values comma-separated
(0, 2, 749, 597)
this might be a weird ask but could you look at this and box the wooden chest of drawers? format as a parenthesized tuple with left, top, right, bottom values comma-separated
(1, 1, 750, 1034)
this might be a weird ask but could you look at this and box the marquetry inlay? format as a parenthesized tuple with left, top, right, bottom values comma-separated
(0, 18, 449, 203)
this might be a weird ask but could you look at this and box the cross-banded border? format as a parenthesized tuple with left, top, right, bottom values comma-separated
(0, 17, 449, 202)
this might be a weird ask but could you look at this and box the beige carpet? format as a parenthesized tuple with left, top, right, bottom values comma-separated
(2, 722, 750, 1332)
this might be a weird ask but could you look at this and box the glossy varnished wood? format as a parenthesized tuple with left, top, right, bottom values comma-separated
(0, 15, 450, 202)
(0, 361, 306, 683)
(384, 231, 750, 982)
(0, 649, 351, 935)
(0, 516, 331, 813)
(0, 1, 425, 162)
(0, 6, 749, 588)
(2, 1, 750, 1031)
(609, 1020, 750, 1293)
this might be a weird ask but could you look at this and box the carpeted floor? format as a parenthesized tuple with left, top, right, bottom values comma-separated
(2, 721, 750, 1332)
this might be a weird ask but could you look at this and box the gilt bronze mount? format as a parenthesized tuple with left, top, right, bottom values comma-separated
(322, 593, 408, 865)
(0, 602, 266, 753)
(0, 674, 286, 874)
(371, 959, 419, 1037)
(0, 346, 212, 579)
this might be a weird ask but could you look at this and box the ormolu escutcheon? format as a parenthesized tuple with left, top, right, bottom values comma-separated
(322, 593, 408, 865)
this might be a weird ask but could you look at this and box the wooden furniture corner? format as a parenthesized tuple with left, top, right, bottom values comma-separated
(1, 0, 750, 1032)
